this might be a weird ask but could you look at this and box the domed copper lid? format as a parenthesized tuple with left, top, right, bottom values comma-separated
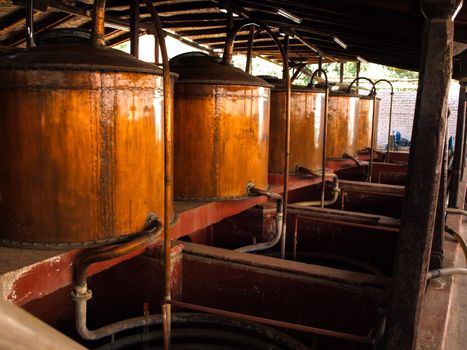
(0, 29, 164, 75)
(170, 52, 272, 87)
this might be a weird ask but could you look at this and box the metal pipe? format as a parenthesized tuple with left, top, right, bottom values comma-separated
(446, 208, 467, 216)
(26, 0, 35, 48)
(72, 221, 163, 340)
(235, 186, 283, 253)
(449, 83, 467, 207)
(343, 152, 368, 167)
(293, 216, 298, 261)
(308, 69, 329, 207)
(427, 267, 467, 279)
(348, 77, 376, 182)
(167, 299, 372, 344)
(91, 0, 106, 47)
(0, 297, 86, 350)
(130, 0, 140, 57)
(142, 2, 173, 349)
(374, 80, 394, 163)
(291, 173, 340, 207)
(444, 225, 467, 264)
(288, 214, 399, 233)
(245, 25, 255, 74)
(222, 19, 291, 260)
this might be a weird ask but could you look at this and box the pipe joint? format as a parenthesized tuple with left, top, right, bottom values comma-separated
(71, 286, 92, 302)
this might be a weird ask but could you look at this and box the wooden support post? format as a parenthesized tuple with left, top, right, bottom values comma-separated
(245, 25, 255, 74)
(130, 0, 140, 58)
(384, 1, 462, 349)
(449, 82, 467, 206)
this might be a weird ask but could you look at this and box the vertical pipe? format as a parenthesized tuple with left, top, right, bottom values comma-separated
(154, 35, 160, 64)
(369, 92, 377, 182)
(143, 1, 173, 348)
(356, 61, 361, 88)
(321, 86, 329, 207)
(449, 82, 466, 207)
(222, 20, 290, 259)
(374, 80, 394, 164)
(245, 25, 255, 74)
(293, 216, 298, 261)
(130, 0, 140, 58)
(310, 68, 329, 208)
(386, 92, 394, 162)
(26, 0, 35, 48)
(91, 0, 106, 47)
(282, 35, 289, 80)
(384, 0, 461, 348)
(339, 62, 344, 83)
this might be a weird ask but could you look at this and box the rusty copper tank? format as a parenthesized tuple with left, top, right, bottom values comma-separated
(170, 52, 271, 200)
(260, 76, 325, 174)
(0, 29, 172, 247)
(356, 95, 381, 151)
(326, 91, 360, 160)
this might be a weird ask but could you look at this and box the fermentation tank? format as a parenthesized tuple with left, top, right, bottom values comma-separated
(0, 29, 171, 247)
(171, 52, 271, 200)
(356, 95, 380, 152)
(261, 76, 325, 174)
(326, 92, 360, 160)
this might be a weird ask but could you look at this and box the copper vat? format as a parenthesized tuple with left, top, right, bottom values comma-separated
(0, 30, 171, 247)
(171, 52, 271, 200)
(326, 92, 360, 160)
(262, 77, 325, 174)
(356, 95, 380, 151)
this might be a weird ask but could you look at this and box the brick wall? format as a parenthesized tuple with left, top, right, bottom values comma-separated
(375, 82, 460, 149)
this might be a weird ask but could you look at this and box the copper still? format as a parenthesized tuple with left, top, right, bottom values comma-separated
(260, 77, 325, 174)
(0, 29, 171, 247)
(356, 95, 380, 152)
(326, 92, 360, 160)
(170, 52, 271, 200)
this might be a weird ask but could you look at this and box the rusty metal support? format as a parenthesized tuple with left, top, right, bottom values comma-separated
(223, 19, 291, 260)
(431, 127, 448, 269)
(449, 82, 467, 207)
(348, 77, 376, 182)
(143, 1, 173, 349)
(374, 79, 394, 163)
(384, 1, 462, 348)
(130, 0, 140, 57)
(26, 0, 35, 48)
(245, 25, 255, 74)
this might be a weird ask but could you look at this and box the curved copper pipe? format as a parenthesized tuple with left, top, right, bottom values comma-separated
(222, 19, 291, 260)
(374, 79, 394, 163)
(91, 0, 106, 47)
(74, 221, 162, 287)
(348, 77, 376, 182)
(72, 221, 163, 340)
(142, 1, 174, 348)
(309, 68, 330, 208)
